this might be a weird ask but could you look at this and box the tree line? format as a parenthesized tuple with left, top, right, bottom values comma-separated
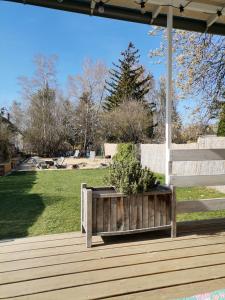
(6, 35, 224, 157)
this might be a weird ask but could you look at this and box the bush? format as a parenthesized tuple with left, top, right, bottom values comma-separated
(113, 143, 136, 161)
(105, 143, 157, 194)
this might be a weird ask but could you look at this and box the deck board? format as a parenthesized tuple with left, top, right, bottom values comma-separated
(1, 219, 225, 299)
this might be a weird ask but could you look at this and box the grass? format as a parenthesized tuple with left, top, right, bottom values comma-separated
(0, 169, 225, 239)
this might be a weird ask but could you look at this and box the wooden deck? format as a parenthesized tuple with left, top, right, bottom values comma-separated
(1, 219, 225, 300)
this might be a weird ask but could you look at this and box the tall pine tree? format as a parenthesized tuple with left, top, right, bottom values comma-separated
(104, 42, 153, 111)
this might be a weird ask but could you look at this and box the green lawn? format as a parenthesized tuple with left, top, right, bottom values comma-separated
(0, 169, 225, 239)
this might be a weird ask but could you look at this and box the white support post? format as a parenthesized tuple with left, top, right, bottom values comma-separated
(165, 5, 173, 185)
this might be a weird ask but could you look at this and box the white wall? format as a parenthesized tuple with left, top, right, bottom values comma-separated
(104, 137, 225, 178)
(141, 136, 225, 192)
(104, 144, 118, 158)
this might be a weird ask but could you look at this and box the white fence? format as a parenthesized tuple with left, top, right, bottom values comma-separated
(141, 136, 225, 177)
(105, 136, 225, 191)
(105, 137, 225, 177)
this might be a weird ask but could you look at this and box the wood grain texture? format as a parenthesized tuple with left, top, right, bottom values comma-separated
(85, 189, 92, 248)
(123, 197, 130, 231)
(142, 195, 149, 228)
(96, 197, 104, 233)
(82, 186, 172, 243)
(148, 196, 155, 228)
(2, 228, 225, 300)
(117, 197, 124, 231)
(103, 198, 111, 232)
(110, 197, 117, 231)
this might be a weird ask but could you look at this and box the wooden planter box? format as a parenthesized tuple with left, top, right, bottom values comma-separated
(81, 184, 176, 247)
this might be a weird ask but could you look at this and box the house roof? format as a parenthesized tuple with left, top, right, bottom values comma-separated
(7, 0, 225, 35)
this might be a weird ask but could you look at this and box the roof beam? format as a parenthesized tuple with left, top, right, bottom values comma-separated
(4, 0, 225, 36)
(151, 6, 161, 24)
(147, 0, 224, 16)
(90, 0, 96, 15)
(207, 13, 219, 28)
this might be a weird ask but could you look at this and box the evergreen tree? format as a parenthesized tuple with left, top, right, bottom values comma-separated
(104, 42, 153, 111)
(217, 103, 225, 136)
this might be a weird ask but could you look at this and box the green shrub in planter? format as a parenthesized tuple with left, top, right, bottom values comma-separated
(105, 143, 157, 195)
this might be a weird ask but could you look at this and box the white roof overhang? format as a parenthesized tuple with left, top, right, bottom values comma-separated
(5, 0, 225, 36)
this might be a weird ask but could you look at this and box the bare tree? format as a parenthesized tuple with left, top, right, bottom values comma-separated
(19, 55, 63, 156)
(74, 92, 101, 151)
(57, 96, 77, 148)
(182, 123, 215, 143)
(67, 58, 108, 107)
(67, 59, 108, 150)
(10, 101, 25, 132)
(153, 77, 183, 143)
(25, 84, 61, 156)
(19, 54, 58, 101)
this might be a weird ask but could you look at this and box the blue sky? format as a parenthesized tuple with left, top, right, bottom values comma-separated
(0, 1, 165, 108)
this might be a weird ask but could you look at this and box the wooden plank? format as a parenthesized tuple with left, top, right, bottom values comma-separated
(1, 233, 225, 273)
(116, 197, 124, 231)
(0, 232, 84, 248)
(92, 197, 97, 234)
(109, 278, 225, 300)
(110, 197, 117, 232)
(0, 238, 86, 255)
(1, 253, 225, 298)
(103, 198, 111, 232)
(2, 239, 225, 283)
(166, 196, 171, 225)
(170, 174, 225, 187)
(4, 261, 225, 300)
(85, 189, 92, 248)
(2, 242, 225, 286)
(137, 195, 143, 229)
(130, 195, 137, 230)
(123, 197, 130, 231)
(171, 148, 225, 161)
(96, 197, 104, 233)
(148, 196, 155, 227)
(2, 230, 225, 263)
(117, 197, 124, 231)
(155, 195, 161, 227)
(142, 195, 149, 228)
(161, 196, 167, 226)
(177, 198, 225, 213)
(94, 190, 172, 198)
